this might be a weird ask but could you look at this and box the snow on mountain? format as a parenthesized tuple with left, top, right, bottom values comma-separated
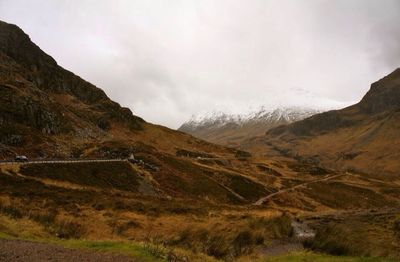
(179, 106, 321, 133)
(178, 88, 354, 146)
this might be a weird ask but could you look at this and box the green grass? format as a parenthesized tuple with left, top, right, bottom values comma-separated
(62, 239, 165, 262)
(0, 231, 164, 262)
(262, 251, 396, 262)
(0, 231, 15, 239)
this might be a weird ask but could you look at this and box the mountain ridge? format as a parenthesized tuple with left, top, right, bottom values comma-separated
(179, 106, 321, 147)
(0, 19, 277, 205)
(257, 68, 400, 175)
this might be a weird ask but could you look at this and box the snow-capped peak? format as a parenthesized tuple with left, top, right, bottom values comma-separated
(180, 106, 322, 132)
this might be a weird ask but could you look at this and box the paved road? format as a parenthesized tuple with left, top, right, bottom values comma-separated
(0, 159, 126, 165)
(0, 239, 136, 262)
(253, 173, 348, 205)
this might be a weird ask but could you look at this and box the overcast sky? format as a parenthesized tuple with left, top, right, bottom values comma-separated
(0, 0, 399, 128)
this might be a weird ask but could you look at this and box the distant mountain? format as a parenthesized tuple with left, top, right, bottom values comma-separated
(255, 68, 400, 175)
(179, 107, 321, 147)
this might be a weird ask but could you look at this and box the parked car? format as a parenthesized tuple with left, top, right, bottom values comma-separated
(15, 155, 28, 162)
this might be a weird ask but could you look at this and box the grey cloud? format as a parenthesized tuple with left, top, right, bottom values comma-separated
(0, 0, 399, 128)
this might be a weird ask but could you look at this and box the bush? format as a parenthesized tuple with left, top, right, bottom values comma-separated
(235, 150, 252, 159)
(305, 225, 351, 256)
(0, 203, 23, 219)
(247, 214, 293, 238)
(110, 220, 141, 235)
(202, 235, 230, 259)
(53, 220, 85, 239)
(232, 231, 254, 256)
(394, 219, 400, 235)
(28, 210, 57, 227)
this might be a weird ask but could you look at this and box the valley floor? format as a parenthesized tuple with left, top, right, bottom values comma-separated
(0, 159, 399, 261)
(0, 235, 396, 262)
(0, 239, 136, 262)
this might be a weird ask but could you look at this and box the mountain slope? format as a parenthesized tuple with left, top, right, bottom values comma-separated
(0, 20, 272, 204)
(179, 107, 320, 147)
(256, 69, 400, 175)
(1, 20, 400, 261)
(0, 20, 145, 156)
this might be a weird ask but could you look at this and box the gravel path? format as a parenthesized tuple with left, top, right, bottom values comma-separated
(0, 239, 136, 262)
(253, 173, 348, 205)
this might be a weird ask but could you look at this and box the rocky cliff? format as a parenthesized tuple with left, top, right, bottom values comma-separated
(0, 20, 146, 157)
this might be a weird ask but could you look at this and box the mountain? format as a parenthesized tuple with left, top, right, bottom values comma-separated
(0, 20, 272, 204)
(179, 107, 321, 147)
(254, 68, 400, 175)
(0, 20, 145, 156)
(1, 20, 400, 260)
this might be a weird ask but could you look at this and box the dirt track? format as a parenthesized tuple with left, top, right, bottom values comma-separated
(253, 173, 348, 205)
(0, 239, 136, 262)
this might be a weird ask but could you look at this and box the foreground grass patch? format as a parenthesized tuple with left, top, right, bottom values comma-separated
(61, 239, 164, 261)
(0, 231, 14, 239)
(0, 230, 215, 262)
(262, 251, 396, 262)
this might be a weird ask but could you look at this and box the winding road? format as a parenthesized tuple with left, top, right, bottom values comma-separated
(0, 158, 126, 165)
(253, 173, 349, 205)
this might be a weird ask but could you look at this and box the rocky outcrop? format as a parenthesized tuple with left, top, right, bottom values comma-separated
(0, 20, 144, 142)
(358, 68, 400, 114)
(268, 68, 400, 137)
(0, 20, 145, 152)
(262, 68, 400, 175)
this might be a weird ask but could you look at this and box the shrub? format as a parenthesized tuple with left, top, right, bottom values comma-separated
(53, 220, 85, 239)
(254, 233, 265, 245)
(202, 235, 230, 259)
(232, 231, 254, 256)
(111, 220, 141, 235)
(247, 214, 293, 238)
(0, 203, 23, 219)
(394, 219, 400, 235)
(305, 225, 351, 256)
(235, 150, 252, 159)
(143, 234, 168, 260)
(28, 210, 57, 228)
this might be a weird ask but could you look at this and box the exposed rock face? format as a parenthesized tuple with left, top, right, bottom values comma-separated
(0, 20, 278, 205)
(0, 20, 144, 154)
(268, 69, 400, 137)
(358, 68, 400, 114)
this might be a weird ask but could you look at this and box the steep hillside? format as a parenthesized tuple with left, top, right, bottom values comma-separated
(0, 20, 272, 204)
(256, 68, 400, 175)
(1, 20, 400, 261)
(179, 107, 320, 147)
(0, 20, 144, 156)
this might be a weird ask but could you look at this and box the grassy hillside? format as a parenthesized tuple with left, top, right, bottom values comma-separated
(253, 69, 400, 176)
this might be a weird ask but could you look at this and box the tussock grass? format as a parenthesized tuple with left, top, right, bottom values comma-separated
(63, 240, 164, 262)
(0, 200, 85, 239)
(20, 162, 141, 192)
(261, 251, 396, 262)
(168, 214, 294, 259)
(305, 213, 400, 258)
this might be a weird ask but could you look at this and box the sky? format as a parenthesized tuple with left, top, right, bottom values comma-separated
(0, 0, 399, 128)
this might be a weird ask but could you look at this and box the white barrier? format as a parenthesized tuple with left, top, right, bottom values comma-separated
(0, 159, 127, 165)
